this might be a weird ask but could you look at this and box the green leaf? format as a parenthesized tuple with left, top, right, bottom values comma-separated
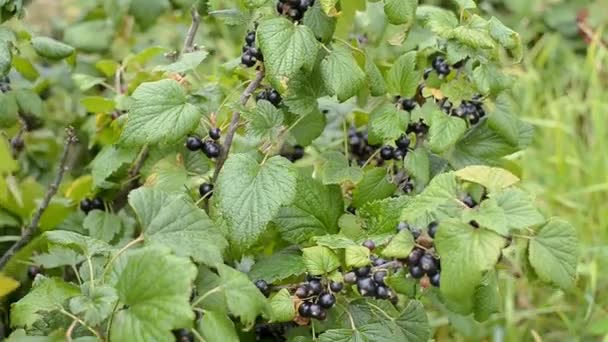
(472, 64, 513, 96)
(69, 285, 118, 326)
(352, 168, 397, 208)
(110, 247, 197, 342)
(194, 266, 227, 313)
(360, 197, 410, 235)
(249, 249, 306, 283)
(319, 0, 338, 15)
(90, 145, 138, 188)
(284, 71, 325, 116)
(488, 17, 522, 61)
(486, 94, 520, 146)
(345, 245, 371, 268)
(392, 300, 431, 342)
(274, 172, 343, 244)
(31, 36, 75, 60)
(382, 230, 415, 259)
(73, 74, 105, 91)
(0, 92, 18, 127)
(128, 187, 227, 266)
(154, 50, 209, 73)
(454, 0, 476, 9)
(434, 220, 505, 314)
(400, 173, 459, 222)
(268, 289, 296, 322)
(365, 55, 387, 96)
(492, 188, 544, 231)
(404, 147, 430, 187)
(314, 234, 358, 249)
(303, 2, 337, 43)
(11, 277, 80, 328)
(387, 51, 419, 97)
(462, 198, 508, 235)
(528, 218, 578, 290)
(64, 20, 114, 53)
(129, 0, 170, 29)
(439, 76, 478, 103)
(216, 154, 297, 251)
(257, 17, 319, 89)
(455, 165, 519, 193)
(14, 89, 44, 117)
(12, 55, 39, 81)
(384, 0, 417, 27)
(199, 311, 239, 342)
(319, 329, 365, 342)
(120, 79, 200, 146)
(320, 151, 363, 185)
(321, 46, 366, 102)
(302, 246, 340, 275)
(216, 264, 269, 328)
(242, 100, 284, 140)
(44, 231, 112, 257)
(447, 16, 496, 49)
(416, 5, 459, 35)
(0, 138, 18, 173)
(368, 103, 409, 144)
(83, 210, 122, 243)
(290, 108, 327, 146)
(473, 271, 500, 322)
(81, 96, 115, 113)
(0, 40, 11, 76)
(30, 247, 84, 269)
(427, 105, 467, 154)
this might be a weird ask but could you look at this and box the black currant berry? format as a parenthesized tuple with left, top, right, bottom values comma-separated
(255, 280, 271, 296)
(91, 198, 104, 211)
(356, 277, 376, 296)
(318, 292, 336, 309)
(362, 239, 376, 250)
(395, 135, 410, 151)
(267, 89, 282, 106)
(401, 98, 417, 112)
(298, 302, 312, 317)
(241, 53, 257, 67)
(419, 254, 437, 276)
(27, 265, 42, 279)
(199, 183, 214, 198)
(354, 266, 371, 278)
(209, 128, 221, 141)
(462, 194, 477, 208)
(409, 265, 424, 279)
(396, 221, 409, 232)
(316, 309, 327, 321)
(186, 136, 203, 151)
(295, 285, 309, 298)
(309, 304, 324, 319)
(372, 258, 386, 267)
(173, 329, 194, 342)
(292, 145, 305, 161)
(427, 221, 438, 239)
(393, 148, 406, 160)
(245, 31, 256, 45)
(375, 285, 390, 299)
(407, 249, 424, 267)
(344, 272, 357, 283)
(308, 279, 323, 296)
(373, 270, 387, 286)
(80, 199, 92, 214)
(410, 227, 421, 240)
(430, 273, 440, 287)
(380, 146, 395, 161)
(287, 8, 303, 21)
(329, 281, 343, 293)
(202, 141, 221, 158)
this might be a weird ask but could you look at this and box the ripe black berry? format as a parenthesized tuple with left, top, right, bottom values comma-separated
(427, 221, 438, 239)
(372, 258, 386, 267)
(91, 198, 104, 211)
(199, 183, 214, 198)
(395, 135, 410, 150)
(430, 273, 440, 287)
(309, 304, 324, 319)
(329, 281, 343, 293)
(255, 280, 271, 296)
(379, 146, 395, 161)
(373, 270, 387, 285)
(344, 272, 357, 283)
(80, 199, 92, 214)
(419, 254, 437, 276)
(245, 31, 256, 45)
(295, 285, 309, 298)
(267, 89, 282, 106)
(393, 148, 406, 160)
(401, 98, 417, 112)
(407, 249, 423, 267)
(298, 302, 312, 317)
(202, 141, 221, 158)
(318, 292, 336, 309)
(186, 136, 203, 151)
(209, 128, 221, 141)
(27, 265, 42, 279)
(354, 266, 371, 277)
(356, 277, 376, 296)
(292, 145, 305, 161)
(173, 329, 194, 342)
(241, 53, 257, 67)
(316, 309, 327, 321)
(409, 265, 424, 279)
(308, 279, 323, 296)
(362, 239, 376, 250)
(463, 194, 477, 208)
(375, 285, 390, 299)
(396, 221, 409, 232)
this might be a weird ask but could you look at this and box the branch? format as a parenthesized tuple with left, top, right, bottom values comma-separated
(213, 68, 265, 181)
(0, 127, 78, 269)
(182, 8, 201, 54)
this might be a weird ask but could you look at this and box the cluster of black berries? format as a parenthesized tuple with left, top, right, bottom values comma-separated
(0, 76, 10, 93)
(406, 119, 430, 135)
(79, 197, 105, 214)
(254, 322, 296, 341)
(397, 222, 441, 288)
(295, 275, 342, 321)
(172, 329, 194, 342)
(379, 134, 411, 162)
(242, 30, 263, 68)
(280, 145, 305, 162)
(256, 88, 282, 107)
(424, 56, 451, 79)
(348, 128, 380, 166)
(186, 128, 221, 158)
(343, 240, 399, 302)
(437, 96, 486, 125)
(276, 0, 315, 22)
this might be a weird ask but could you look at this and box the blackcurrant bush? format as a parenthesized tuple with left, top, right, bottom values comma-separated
(375, 285, 390, 299)
(430, 272, 440, 287)
(419, 254, 437, 276)
(373, 270, 387, 285)
(356, 277, 376, 296)
(255, 280, 271, 296)
(362, 239, 376, 250)
(409, 265, 424, 279)
(203, 141, 221, 158)
(354, 265, 371, 277)
(427, 221, 438, 238)
(209, 127, 221, 141)
(308, 279, 323, 295)
(295, 285, 309, 299)
(199, 183, 214, 198)
(186, 136, 203, 151)
(380, 146, 395, 161)
(329, 281, 343, 292)
(318, 292, 336, 308)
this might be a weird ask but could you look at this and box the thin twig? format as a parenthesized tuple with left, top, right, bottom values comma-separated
(9, 116, 27, 158)
(59, 308, 103, 340)
(0, 127, 78, 269)
(213, 68, 265, 181)
(182, 8, 201, 54)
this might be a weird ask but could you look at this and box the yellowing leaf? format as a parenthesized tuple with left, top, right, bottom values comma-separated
(0, 274, 19, 297)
